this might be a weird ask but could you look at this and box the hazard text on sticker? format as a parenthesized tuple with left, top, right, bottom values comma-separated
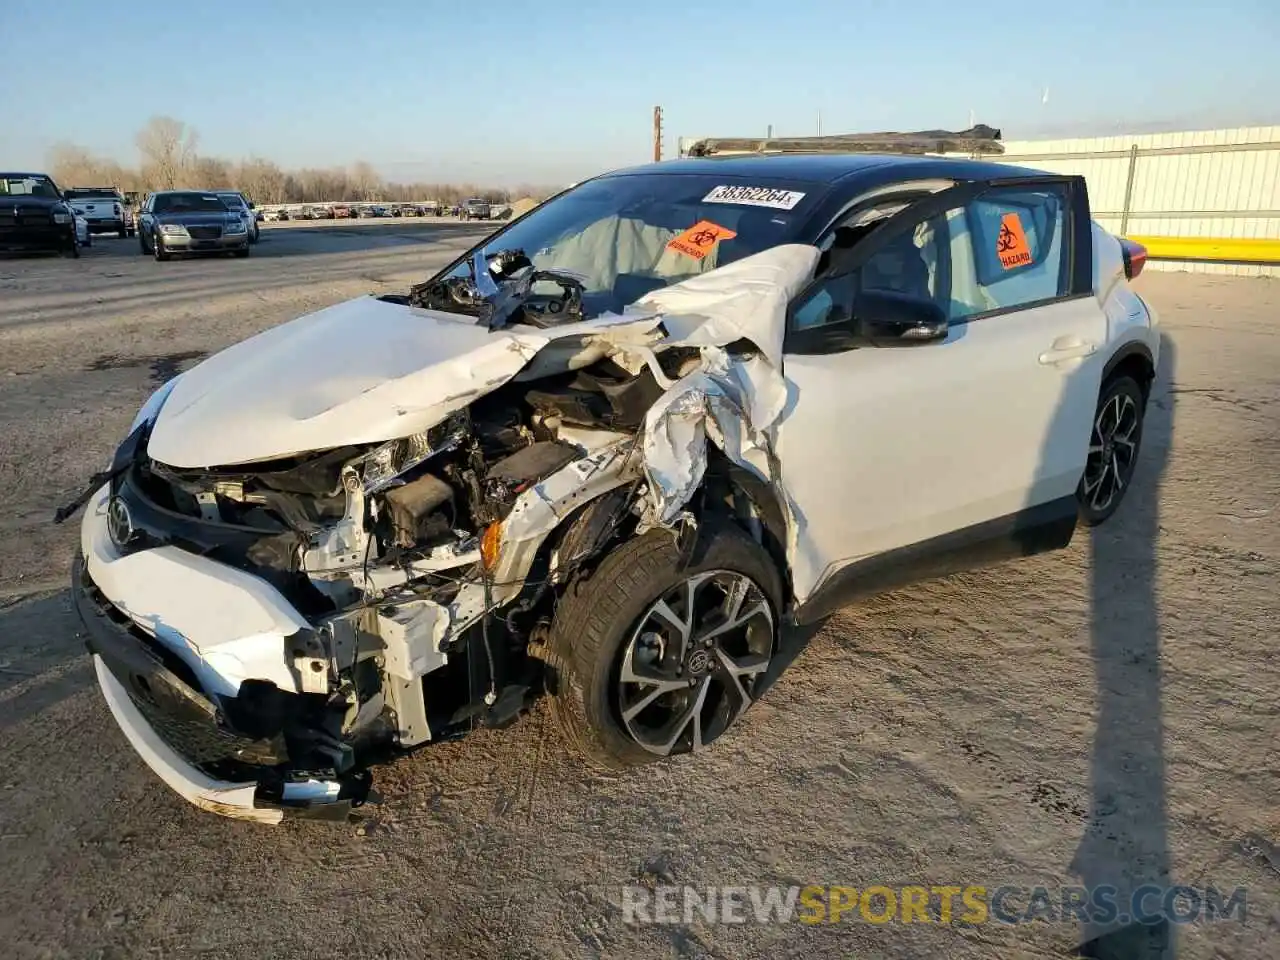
(702, 185, 807, 210)
(667, 220, 738, 260)
(996, 212, 1033, 270)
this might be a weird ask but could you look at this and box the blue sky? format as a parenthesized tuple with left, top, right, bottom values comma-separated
(4, 0, 1277, 185)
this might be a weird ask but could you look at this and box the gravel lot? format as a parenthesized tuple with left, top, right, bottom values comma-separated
(0, 227, 1276, 960)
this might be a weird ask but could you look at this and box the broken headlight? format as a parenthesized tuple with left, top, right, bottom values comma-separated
(358, 415, 467, 494)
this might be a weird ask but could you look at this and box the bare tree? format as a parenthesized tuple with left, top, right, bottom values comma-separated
(234, 157, 287, 204)
(187, 156, 232, 189)
(47, 143, 104, 187)
(348, 161, 381, 202)
(135, 116, 199, 190)
(48, 118, 522, 206)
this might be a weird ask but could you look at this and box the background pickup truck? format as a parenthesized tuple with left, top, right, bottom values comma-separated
(461, 198, 490, 220)
(62, 188, 134, 237)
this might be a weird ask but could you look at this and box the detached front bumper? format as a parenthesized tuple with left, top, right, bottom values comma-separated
(73, 486, 366, 823)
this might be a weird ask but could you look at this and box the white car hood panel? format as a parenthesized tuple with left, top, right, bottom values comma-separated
(144, 244, 821, 568)
(147, 296, 654, 468)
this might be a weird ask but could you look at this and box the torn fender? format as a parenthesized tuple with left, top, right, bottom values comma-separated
(634, 246, 820, 598)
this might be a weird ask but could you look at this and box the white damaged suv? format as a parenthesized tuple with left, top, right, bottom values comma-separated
(64, 143, 1159, 822)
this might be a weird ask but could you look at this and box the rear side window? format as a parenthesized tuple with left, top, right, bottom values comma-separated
(949, 187, 1068, 319)
(788, 182, 1074, 336)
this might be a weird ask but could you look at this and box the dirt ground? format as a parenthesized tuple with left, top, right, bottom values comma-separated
(0, 227, 1276, 960)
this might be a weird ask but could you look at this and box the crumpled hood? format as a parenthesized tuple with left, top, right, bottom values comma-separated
(146, 245, 819, 469)
(147, 297, 659, 468)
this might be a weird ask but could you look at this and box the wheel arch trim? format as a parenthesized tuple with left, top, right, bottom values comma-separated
(1102, 340, 1155, 386)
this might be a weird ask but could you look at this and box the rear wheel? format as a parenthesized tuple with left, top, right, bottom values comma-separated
(547, 523, 782, 770)
(234, 246, 250, 258)
(1077, 375, 1145, 526)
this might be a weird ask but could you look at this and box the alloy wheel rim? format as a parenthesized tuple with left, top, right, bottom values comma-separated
(617, 570, 774, 756)
(1082, 392, 1139, 513)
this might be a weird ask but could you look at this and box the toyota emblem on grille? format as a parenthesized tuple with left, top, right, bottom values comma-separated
(106, 496, 134, 549)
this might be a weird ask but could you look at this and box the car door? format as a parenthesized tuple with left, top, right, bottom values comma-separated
(140, 195, 155, 238)
(775, 176, 1106, 621)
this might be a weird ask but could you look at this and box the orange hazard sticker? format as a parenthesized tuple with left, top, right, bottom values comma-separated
(996, 212, 1033, 270)
(667, 220, 737, 260)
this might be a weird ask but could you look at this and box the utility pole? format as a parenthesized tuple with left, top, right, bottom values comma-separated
(653, 106, 663, 162)
(816, 109, 821, 136)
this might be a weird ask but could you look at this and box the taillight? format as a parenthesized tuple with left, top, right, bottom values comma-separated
(1120, 238, 1147, 280)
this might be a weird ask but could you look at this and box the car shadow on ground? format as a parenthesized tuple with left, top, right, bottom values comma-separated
(1072, 332, 1177, 957)
(757, 330, 1179, 955)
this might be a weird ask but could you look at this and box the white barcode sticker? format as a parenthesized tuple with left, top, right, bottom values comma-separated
(702, 185, 807, 210)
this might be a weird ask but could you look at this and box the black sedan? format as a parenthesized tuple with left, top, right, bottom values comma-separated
(137, 191, 251, 261)
(0, 172, 81, 257)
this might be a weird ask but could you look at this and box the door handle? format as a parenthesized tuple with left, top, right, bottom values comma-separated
(1038, 340, 1097, 365)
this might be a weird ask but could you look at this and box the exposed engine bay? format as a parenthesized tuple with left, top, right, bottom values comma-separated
(92, 348, 705, 811)
(65, 243, 823, 820)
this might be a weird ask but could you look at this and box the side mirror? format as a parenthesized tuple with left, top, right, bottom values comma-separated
(851, 291, 948, 346)
(248, 201, 255, 209)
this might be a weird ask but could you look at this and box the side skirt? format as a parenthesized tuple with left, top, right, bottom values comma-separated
(793, 495, 1079, 626)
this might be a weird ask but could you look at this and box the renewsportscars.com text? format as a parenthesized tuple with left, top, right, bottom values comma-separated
(621, 884, 1247, 927)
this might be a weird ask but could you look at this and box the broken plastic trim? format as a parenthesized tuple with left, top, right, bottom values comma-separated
(479, 267, 586, 331)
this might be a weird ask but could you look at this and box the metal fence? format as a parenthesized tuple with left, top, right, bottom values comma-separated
(985, 126, 1280, 276)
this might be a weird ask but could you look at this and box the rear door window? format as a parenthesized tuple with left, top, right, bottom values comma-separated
(949, 187, 1068, 319)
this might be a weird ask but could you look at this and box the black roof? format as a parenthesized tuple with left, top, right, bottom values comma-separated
(0, 171, 54, 179)
(602, 153, 1049, 186)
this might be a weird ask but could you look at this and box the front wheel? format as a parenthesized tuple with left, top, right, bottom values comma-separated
(1077, 375, 1145, 526)
(153, 233, 170, 261)
(547, 522, 783, 770)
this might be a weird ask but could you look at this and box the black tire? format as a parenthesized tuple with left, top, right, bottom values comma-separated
(118, 226, 128, 239)
(233, 246, 250, 258)
(63, 234, 80, 258)
(153, 233, 170, 261)
(546, 522, 783, 770)
(1077, 375, 1145, 526)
